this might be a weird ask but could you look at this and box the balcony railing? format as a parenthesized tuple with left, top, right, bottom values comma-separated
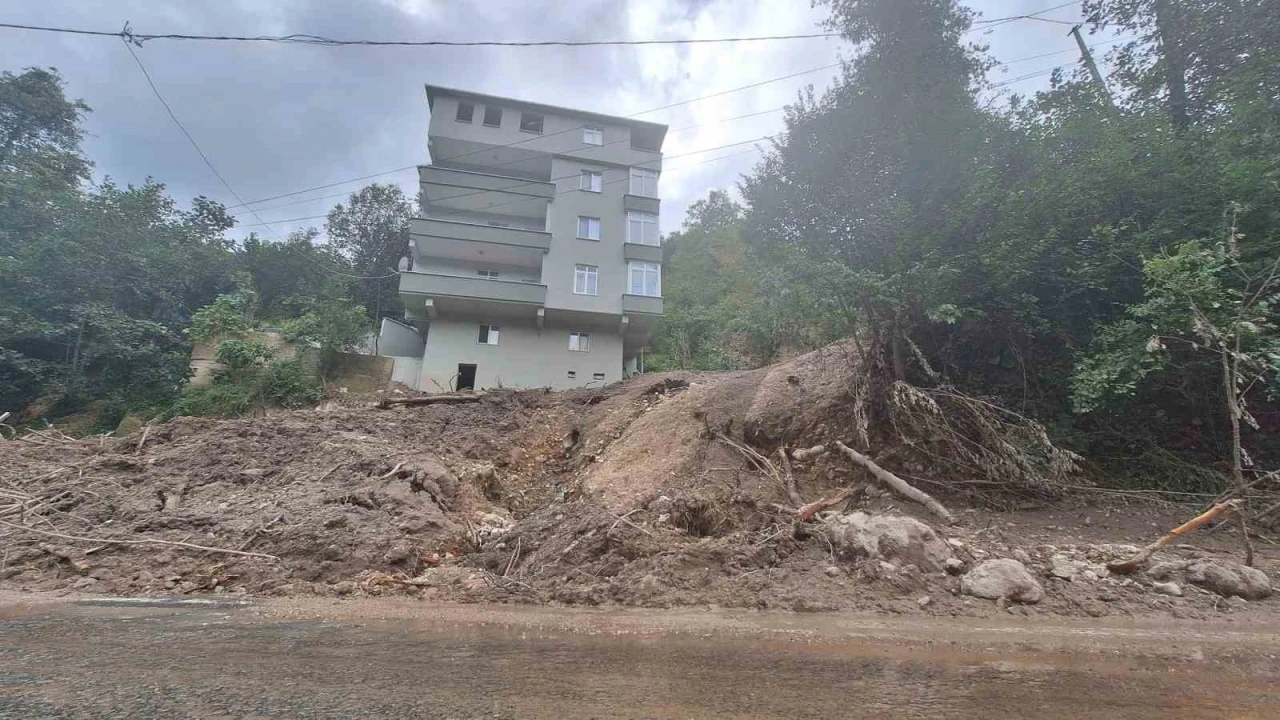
(400, 271, 547, 305)
(622, 293, 663, 315)
(411, 217, 551, 251)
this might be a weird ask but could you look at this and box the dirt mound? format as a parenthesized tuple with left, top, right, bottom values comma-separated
(2, 344, 1274, 620)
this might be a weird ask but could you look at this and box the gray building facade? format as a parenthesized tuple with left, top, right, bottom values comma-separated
(378, 85, 667, 392)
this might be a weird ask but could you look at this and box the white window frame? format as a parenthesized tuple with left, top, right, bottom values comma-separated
(576, 216, 601, 240)
(573, 264, 598, 296)
(569, 332, 591, 352)
(482, 105, 502, 127)
(628, 261, 661, 297)
(579, 170, 602, 193)
(626, 211, 660, 246)
(629, 167, 659, 197)
(477, 324, 500, 345)
(583, 126, 604, 145)
(476, 269, 500, 279)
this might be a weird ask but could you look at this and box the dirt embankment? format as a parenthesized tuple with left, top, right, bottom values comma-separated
(1, 345, 1275, 620)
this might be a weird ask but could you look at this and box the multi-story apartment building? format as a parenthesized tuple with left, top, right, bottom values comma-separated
(376, 85, 667, 392)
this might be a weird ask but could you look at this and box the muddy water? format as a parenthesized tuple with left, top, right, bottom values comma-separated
(2, 596, 1279, 718)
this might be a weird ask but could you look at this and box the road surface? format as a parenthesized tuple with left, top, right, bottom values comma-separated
(2, 594, 1278, 718)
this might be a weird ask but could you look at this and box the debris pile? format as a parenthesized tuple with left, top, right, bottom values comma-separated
(0, 342, 1274, 619)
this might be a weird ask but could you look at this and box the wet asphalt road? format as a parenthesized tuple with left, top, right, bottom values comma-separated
(2, 595, 1280, 719)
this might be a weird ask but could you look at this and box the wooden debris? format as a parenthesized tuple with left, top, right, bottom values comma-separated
(833, 440, 955, 524)
(777, 448, 804, 508)
(375, 392, 487, 409)
(796, 486, 862, 522)
(1108, 500, 1240, 574)
(790, 444, 829, 462)
(0, 518, 281, 560)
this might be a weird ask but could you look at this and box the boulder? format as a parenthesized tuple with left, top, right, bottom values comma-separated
(961, 559, 1045, 604)
(1186, 561, 1272, 600)
(825, 512, 952, 572)
(1151, 581, 1183, 597)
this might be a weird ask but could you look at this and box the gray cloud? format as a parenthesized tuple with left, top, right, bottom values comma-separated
(0, 1, 1094, 238)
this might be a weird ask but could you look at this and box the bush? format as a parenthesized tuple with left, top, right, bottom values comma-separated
(259, 358, 323, 409)
(188, 292, 255, 342)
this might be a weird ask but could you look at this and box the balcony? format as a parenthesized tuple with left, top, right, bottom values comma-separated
(419, 165, 553, 220)
(400, 271, 547, 307)
(623, 242, 663, 263)
(622, 294, 663, 316)
(623, 194, 660, 214)
(411, 217, 550, 267)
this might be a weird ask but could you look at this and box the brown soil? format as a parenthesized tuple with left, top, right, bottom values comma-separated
(1, 346, 1276, 621)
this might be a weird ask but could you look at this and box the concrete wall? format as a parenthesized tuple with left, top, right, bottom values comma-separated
(378, 318, 425, 358)
(391, 356, 423, 387)
(419, 317, 623, 391)
(428, 94, 662, 170)
(542, 157, 633, 314)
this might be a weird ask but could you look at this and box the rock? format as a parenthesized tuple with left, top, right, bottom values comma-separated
(1147, 560, 1192, 581)
(960, 559, 1045, 604)
(944, 558, 966, 575)
(824, 566, 842, 578)
(382, 541, 413, 564)
(1151, 581, 1183, 597)
(1012, 548, 1032, 564)
(1186, 561, 1272, 600)
(1082, 570, 1099, 582)
(1050, 553, 1081, 580)
(917, 595, 932, 608)
(825, 512, 953, 572)
(71, 577, 98, 590)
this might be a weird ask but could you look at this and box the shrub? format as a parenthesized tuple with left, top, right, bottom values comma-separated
(259, 358, 323, 409)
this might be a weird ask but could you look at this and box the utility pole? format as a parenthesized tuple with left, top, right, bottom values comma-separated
(1069, 25, 1115, 110)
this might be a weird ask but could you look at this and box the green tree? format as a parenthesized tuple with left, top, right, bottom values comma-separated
(325, 183, 413, 323)
(281, 292, 370, 377)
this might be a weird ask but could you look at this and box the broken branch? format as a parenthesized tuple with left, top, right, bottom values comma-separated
(796, 486, 862, 522)
(0, 518, 280, 561)
(790, 444, 829, 462)
(833, 440, 954, 524)
(1107, 500, 1240, 574)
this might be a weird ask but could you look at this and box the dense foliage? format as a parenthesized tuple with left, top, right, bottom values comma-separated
(653, 0, 1280, 489)
(0, 68, 413, 423)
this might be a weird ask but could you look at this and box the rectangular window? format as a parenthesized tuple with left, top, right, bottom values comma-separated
(455, 102, 474, 123)
(519, 112, 544, 133)
(576, 216, 601, 240)
(579, 170, 602, 193)
(569, 332, 591, 352)
(573, 264, 598, 296)
(628, 261, 661, 297)
(593, 372, 606, 380)
(477, 324, 500, 345)
(629, 167, 659, 197)
(477, 269, 500, 279)
(626, 211, 660, 246)
(482, 105, 502, 127)
(583, 126, 603, 145)
(567, 371, 577, 379)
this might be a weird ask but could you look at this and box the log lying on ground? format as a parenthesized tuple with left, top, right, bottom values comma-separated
(832, 440, 955, 524)
(790, 444, 829, 462)
(1108, 500, 1240, 574)
(375, 392, 487, 409)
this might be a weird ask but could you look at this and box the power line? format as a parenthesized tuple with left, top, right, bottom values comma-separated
(236, 137, 771, 228)
(230, 106, 791, 218)
(120, 37, 281, 240)
(2, 21, 842, 46)
(2, 7, 1086, 49)
(227, 61, 844, 212)
(967, 2, 1078, 32)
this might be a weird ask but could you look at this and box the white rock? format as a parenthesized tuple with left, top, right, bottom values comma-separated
(1012, 548, 1032, 564)
(824, 512, 953, 572)
(917, 595, 932, 608)
(961, 559, 1045, 604)
(824, 566, 842, 578)
(944, 558, 966, 575)
(1152, 581, 1183, 597)
(1187, 561, 1272, 600)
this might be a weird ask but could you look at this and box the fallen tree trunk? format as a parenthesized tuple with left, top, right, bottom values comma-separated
(832, 441, 954, 524)
(1108, 500, 1240, 574)
(375, 392, 487, 409)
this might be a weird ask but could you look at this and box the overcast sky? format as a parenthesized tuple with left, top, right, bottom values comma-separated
(1, 1, 1101, 239)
